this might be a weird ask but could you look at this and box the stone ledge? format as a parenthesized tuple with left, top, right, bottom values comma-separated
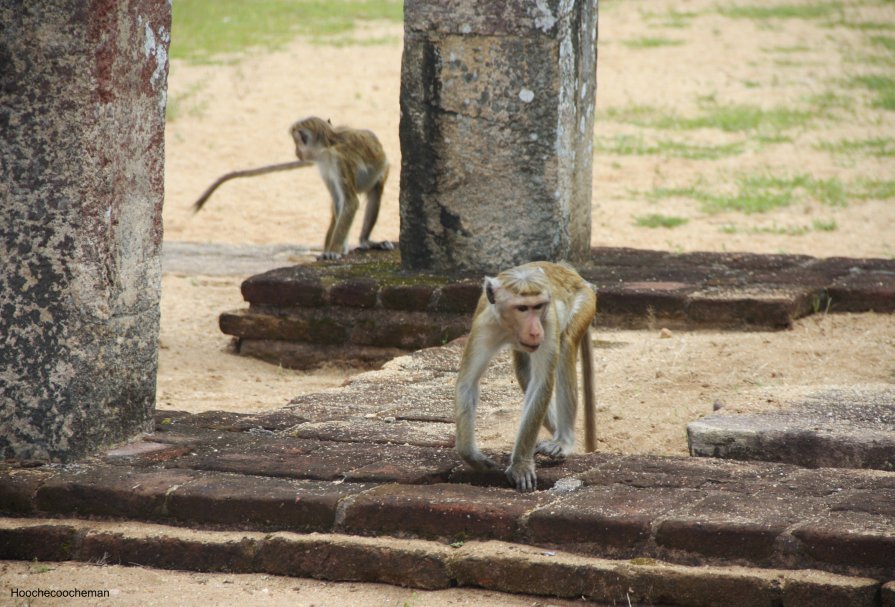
(688, 387, 895, 471)
(217, 247, 895, 369)
(0, 518, 884, 607)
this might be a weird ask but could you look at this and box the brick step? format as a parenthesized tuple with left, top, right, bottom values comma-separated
(1, 517, 890, 607)
(3, 417, 894, 582)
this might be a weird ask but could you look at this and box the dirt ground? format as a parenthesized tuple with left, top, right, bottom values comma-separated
(9, 1, 895, 605)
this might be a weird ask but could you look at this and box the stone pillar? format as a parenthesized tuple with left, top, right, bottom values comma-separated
(0, 1, 170, 461)
(399, 0, 598, 274)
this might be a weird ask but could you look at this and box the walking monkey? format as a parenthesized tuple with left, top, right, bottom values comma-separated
(290, 116, 393, 259)
(455, 262, 597, 492)
(193, 116, 392, 259)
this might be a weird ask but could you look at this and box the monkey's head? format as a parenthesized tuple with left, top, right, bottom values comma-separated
(289, 116, 335, 161)
(484, 266, 551, 353)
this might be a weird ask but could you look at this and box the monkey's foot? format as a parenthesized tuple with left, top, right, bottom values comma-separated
(505, 461, 537, 493)
(357, 240, 395, 251)
(536, 439, 573, 459)
(459, 450, 498, 471)
(317, 252, 343, 261)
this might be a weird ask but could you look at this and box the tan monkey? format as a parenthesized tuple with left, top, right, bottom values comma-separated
(193, 116, 392, 259)
(455, 261, 597, 492)
(290, 116, 393, 259)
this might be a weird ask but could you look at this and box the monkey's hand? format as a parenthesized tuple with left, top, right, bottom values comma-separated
(506, 459, 537, 493)
(458, 449, 498, 472)
(317, 252, 343, 261)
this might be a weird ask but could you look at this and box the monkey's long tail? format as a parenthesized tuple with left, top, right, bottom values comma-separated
(192, 160, 313, 213)
(581, 326, 597, 452)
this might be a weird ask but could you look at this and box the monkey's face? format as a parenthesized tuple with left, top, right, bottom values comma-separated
(291, 127, 312, 161)
(492, 291, 549, 352)
(484, 276, 550, 353)
(507, 297, 549, 352)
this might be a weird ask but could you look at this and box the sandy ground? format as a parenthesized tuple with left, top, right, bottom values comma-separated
(10, 1, 895, 605)
(0, 560, 589, 607)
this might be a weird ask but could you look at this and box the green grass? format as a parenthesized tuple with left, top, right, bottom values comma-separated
(170, 0, 402, 62)
(719, 3, 843, 21)
(812, 218, 838, 232)
(720, 218, 838, 236)
(849, 74, 895, 110)
(605, 103, 814, 133)
(816, 137, 895, 157)
(595, 134, 744, 160)
(646, 174, 895, 214)
(806, 91, 854, 112)
(623, 37, 685, 49)
(635, 214, 689, 229)
(871, 35, 895, 52)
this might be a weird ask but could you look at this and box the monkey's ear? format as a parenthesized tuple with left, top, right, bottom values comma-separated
(484, 276, 500, 305)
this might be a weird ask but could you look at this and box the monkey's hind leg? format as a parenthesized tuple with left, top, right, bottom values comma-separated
(356, 176, 394, 252)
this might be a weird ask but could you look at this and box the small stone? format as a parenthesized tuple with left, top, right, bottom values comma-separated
(659, 328, 673, 339)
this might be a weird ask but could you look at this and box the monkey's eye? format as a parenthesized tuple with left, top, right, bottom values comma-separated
(515, 305, 529, 313)
(532, 303, 546, 311)
(299, 131, 309, 145)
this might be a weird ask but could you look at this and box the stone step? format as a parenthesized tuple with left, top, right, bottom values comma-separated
(688, 387, 895, 471)
(3, 418, 894, 582)
(1, 518, 889, 607)
(212, 247, 895, 368)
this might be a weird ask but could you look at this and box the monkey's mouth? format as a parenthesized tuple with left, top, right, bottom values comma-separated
(519, 342, 540, 353)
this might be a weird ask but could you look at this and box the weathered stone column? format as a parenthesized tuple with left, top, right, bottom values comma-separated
(0, 1, 170, 461)
(399, 0, 598, 274)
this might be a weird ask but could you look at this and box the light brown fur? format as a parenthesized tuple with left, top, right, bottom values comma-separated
(290, 116, 393, 259)
(455, 261, 597, 492)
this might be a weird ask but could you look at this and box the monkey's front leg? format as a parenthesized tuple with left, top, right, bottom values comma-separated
(507, 376, 554, 492)
(455, 381, 498, 471)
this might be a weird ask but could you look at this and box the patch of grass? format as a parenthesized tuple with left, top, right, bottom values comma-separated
(812, 218, 838, 232)
(686, 103, 814, 133)
(849, 74, 895, 110)
(720, 220, 837, 236)
(641, 8, 701, 28)
(854, 178, 895, 200)
(816, 137, 895, 157)
(623, 37, 685, 49)
(871, 35, 895, 52)
(605, 103, 814, 134)
(635, 214, 689, 229)
(770, 45, 812, 53)
(595, 134, 744, 160)
(806, 91, 854, 112)
(848, 22, 895, 32)
(171, 0, 402, 63)
(647, 173, 895, 214)
(719, 3, 843, 21)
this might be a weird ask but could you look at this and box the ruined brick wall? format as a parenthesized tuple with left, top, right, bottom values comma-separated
(0, 0, 171, 461)
(399, 0, 598, 274)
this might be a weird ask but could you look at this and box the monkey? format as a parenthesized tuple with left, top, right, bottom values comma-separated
(192, 116, 392, 259)
(290, 116, 394, 259)
(454, 261, 597, 492)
